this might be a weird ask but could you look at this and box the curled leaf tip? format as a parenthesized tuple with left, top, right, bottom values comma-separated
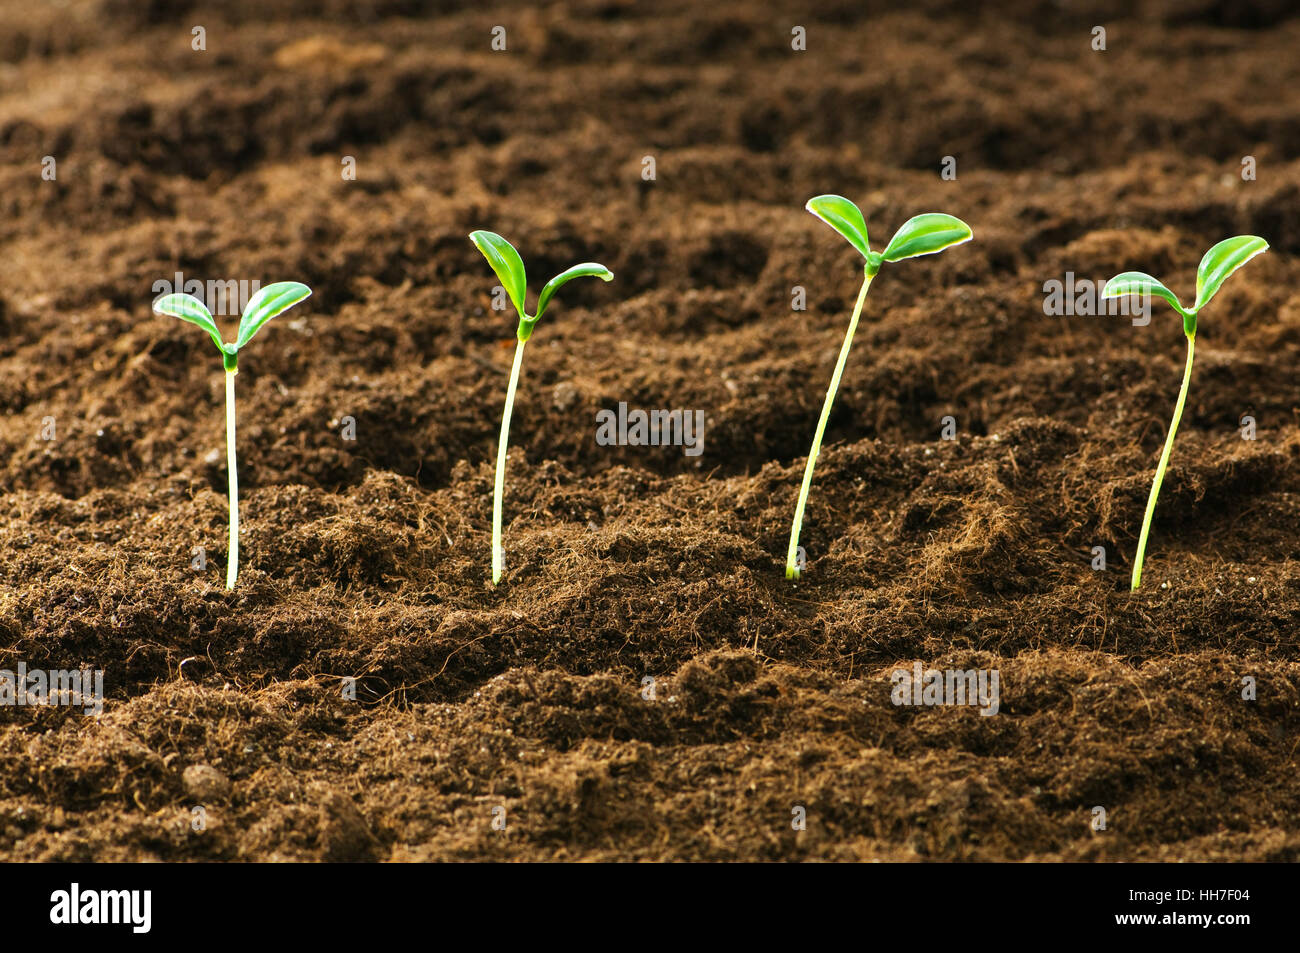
(535, 261, 615, 321)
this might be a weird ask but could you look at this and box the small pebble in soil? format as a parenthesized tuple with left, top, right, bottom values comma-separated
(552, 381, 579, 411)
(182, 764, 231, 802)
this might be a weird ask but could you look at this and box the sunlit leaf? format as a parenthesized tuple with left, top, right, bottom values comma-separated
(880, 213, 972, 262)
(805, 194, 871, 261)
(470, 230, 528, 318)
(535, 262, 614, 321)
(153, 292, 225, 353)
(235, 281, 312, 349)
(1194, 235, 1268, 312)
(1101, 271, 1187, 316)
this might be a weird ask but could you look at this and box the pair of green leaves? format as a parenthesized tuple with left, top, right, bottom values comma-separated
(470, 230, 613, 342)
(1102, 236, 1269, 336)
(805, 194, 973, 275)
(154, 281, 313, 364)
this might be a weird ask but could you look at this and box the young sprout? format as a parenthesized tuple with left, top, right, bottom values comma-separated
(153, 281, 313, 589)
(469, 230, 613, 585)
(785, 195, 972, 580)
(1102, 235, 1268, 591)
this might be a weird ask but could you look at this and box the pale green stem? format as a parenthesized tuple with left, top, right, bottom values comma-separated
(785, 271, 875, 579)
(225, 367, 239, 590)
(1132, 332, 1195, 591)
(493, 338, 527, 585)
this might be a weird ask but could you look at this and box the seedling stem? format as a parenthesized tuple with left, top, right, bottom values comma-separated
(469, 229, 614, 585)
(785, 195, 971, 580)
(1131, 332, 1194, 591)
(785, 269, 874, 578)
(493, 338, 527, 584)
(1101, 234, 1267, 590)
(225, 366, 240, 589)
(152, 281, 313, 590)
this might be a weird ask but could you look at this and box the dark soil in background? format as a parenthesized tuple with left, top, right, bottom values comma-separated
(0, 0, 1298, 861)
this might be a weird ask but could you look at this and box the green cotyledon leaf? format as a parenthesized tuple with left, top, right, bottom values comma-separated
(1102, 271, 1186, 314)
(470, 230, 528, 319)
(805, 194, 872, 261)
(153, 292, 226, 354)
(1103, 271, 1193, 334)
(235, 281, 312, 349)
(1194, 235, 1268, 313)
(534, 263, 614, 323)
(880, 213, 973, 262)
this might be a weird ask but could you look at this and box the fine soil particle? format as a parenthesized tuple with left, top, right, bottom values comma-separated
(1, 0, 1299, 861)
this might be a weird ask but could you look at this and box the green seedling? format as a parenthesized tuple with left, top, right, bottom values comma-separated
(153, 281, 313, 589)
(470, 230, 613, 584)
(785, 195, 973, 580)
(1102, 235, 1268, 591)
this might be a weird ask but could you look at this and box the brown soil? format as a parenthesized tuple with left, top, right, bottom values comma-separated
(1, 0, 1299, 862)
